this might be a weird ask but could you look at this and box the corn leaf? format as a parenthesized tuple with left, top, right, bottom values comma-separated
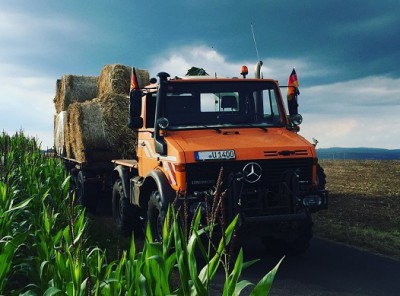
(224, 248, 244, 296)
(234, 280, 254, 296)
(249, 256, 284, 296)
(43, 286, 62, 296)
(199, 215, 239, 283)
(5, 197, 32, 214)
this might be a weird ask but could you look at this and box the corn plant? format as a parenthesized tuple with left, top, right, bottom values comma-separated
(0, 181, 30, 292)
(1, 131, 283, 295)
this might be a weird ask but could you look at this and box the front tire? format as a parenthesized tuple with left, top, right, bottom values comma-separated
(316, 164, 326, 190)
(147, 190, 166, 242)
(262, 218, 313, 256)
(112, 179, 135, 236)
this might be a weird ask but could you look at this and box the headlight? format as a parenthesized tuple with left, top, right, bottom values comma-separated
(303, 195, 322, 207)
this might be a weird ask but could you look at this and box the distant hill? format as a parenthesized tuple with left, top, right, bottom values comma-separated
(316, 147, 400, 160)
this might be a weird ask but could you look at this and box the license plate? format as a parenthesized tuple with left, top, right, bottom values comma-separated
(195, 150, 236, 161)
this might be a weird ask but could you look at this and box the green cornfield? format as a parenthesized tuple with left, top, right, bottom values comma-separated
(0, 131, 282, 295)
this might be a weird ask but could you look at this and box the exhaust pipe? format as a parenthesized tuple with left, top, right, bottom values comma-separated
(254, 61, 263, 78)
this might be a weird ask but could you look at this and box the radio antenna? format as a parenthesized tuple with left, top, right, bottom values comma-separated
(251, 24, 261, 61)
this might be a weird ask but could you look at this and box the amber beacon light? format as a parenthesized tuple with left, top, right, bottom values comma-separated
(240, 65, 248, 78)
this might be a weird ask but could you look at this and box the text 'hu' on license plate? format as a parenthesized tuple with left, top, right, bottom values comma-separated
(195, 150, 236, 161)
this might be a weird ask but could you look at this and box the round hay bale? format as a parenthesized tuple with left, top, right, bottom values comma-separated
(65, 112, 72, 159)
(66, 94, 136, 163)
(135, 68, 151, 90)
(67, 103, 84, 161)
(98, 64, 131, 97)
(97, 64, 150, 97)
(54, 111, 67, 156)
(98, 93, 137, 159)
(54, 75, 98, 113)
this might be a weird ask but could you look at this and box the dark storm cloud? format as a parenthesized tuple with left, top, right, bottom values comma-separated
(228, 1, 400, 85)
(2, 0, 398, 83)
(1, 0, 399, 148)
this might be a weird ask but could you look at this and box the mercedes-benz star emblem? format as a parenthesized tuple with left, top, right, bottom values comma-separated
(242, 162, 262, 183)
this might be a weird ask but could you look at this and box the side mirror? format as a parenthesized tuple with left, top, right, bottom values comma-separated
(290, 114, 303, 126)
(129, 89, 143, 129)
(129, 117, 143, 129)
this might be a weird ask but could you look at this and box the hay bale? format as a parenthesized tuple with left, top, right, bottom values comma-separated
(65, 112, 73, 159)
(54, 75, 98, 113)
(98, 64, 150, 97)
(99, 93, 137, 158)
(67, 93, 136, 163)
(54, 111, 68, 156)
(135, 68, 151, 90)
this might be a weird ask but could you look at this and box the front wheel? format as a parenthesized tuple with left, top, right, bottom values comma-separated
(147, 190, 166, 242)
(112, 179, 136, 236)
(262, 218, 313, 256)
(316, 164, 327, 190)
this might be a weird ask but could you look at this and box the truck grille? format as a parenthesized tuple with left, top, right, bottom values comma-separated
(186, 158, 313, 190)
(186, 158, 313, 217)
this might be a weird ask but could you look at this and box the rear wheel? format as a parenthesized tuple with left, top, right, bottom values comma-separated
(112, 178, 136, 236)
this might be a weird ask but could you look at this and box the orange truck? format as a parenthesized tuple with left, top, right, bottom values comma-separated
(63, 62, 327, 255)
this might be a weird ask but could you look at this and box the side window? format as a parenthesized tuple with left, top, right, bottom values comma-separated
(262, 89, 280, 121)
(263, 90, 279, 116)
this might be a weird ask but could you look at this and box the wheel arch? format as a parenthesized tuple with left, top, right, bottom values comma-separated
(111, 165, 130, 199)
(139, 169, 175, 214)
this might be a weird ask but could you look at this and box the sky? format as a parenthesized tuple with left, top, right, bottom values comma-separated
(1, 0, 399, 149)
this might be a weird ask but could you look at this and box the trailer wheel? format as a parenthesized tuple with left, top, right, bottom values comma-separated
(147, 189, 166, 242)
(75, 171, 96, 212)
(112, 178, 135, 236)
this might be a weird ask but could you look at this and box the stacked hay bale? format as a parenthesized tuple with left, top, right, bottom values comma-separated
(54, 75, 98, 158)
(54, 75, 98, 113)
(54, 111, 67, 156)
(53, 64, 150, 163)
(98, 64, 150, 97)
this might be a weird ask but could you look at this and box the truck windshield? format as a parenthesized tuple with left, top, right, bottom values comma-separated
(160, 81, 285, 129)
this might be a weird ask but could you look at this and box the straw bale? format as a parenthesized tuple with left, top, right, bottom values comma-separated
(54, 75, 98, 113)
(54, 111, 68, 156)
(135, 68, 151, 90)
(67, 93, 136, 163)
(98, 64, 130, 97)
(65, 112, 72, 159)
(97, 64, 150, 96)
(98, 93, 137, 159)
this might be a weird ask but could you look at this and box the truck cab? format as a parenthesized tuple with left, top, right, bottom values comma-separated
(112, 68, 327, 254)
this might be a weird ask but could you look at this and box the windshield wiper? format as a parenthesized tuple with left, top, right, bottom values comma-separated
(201, 125, 221, 133)
(233, 122, 269, 132)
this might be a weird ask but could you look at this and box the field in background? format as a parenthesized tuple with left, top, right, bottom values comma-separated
(314, 160, 400, 259)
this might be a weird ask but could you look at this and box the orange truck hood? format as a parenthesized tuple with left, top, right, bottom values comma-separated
(166, 128, 316, 163)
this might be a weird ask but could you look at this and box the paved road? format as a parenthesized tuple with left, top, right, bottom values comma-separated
(94, 206, 400, 295)
(210, 237, 400, 296)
